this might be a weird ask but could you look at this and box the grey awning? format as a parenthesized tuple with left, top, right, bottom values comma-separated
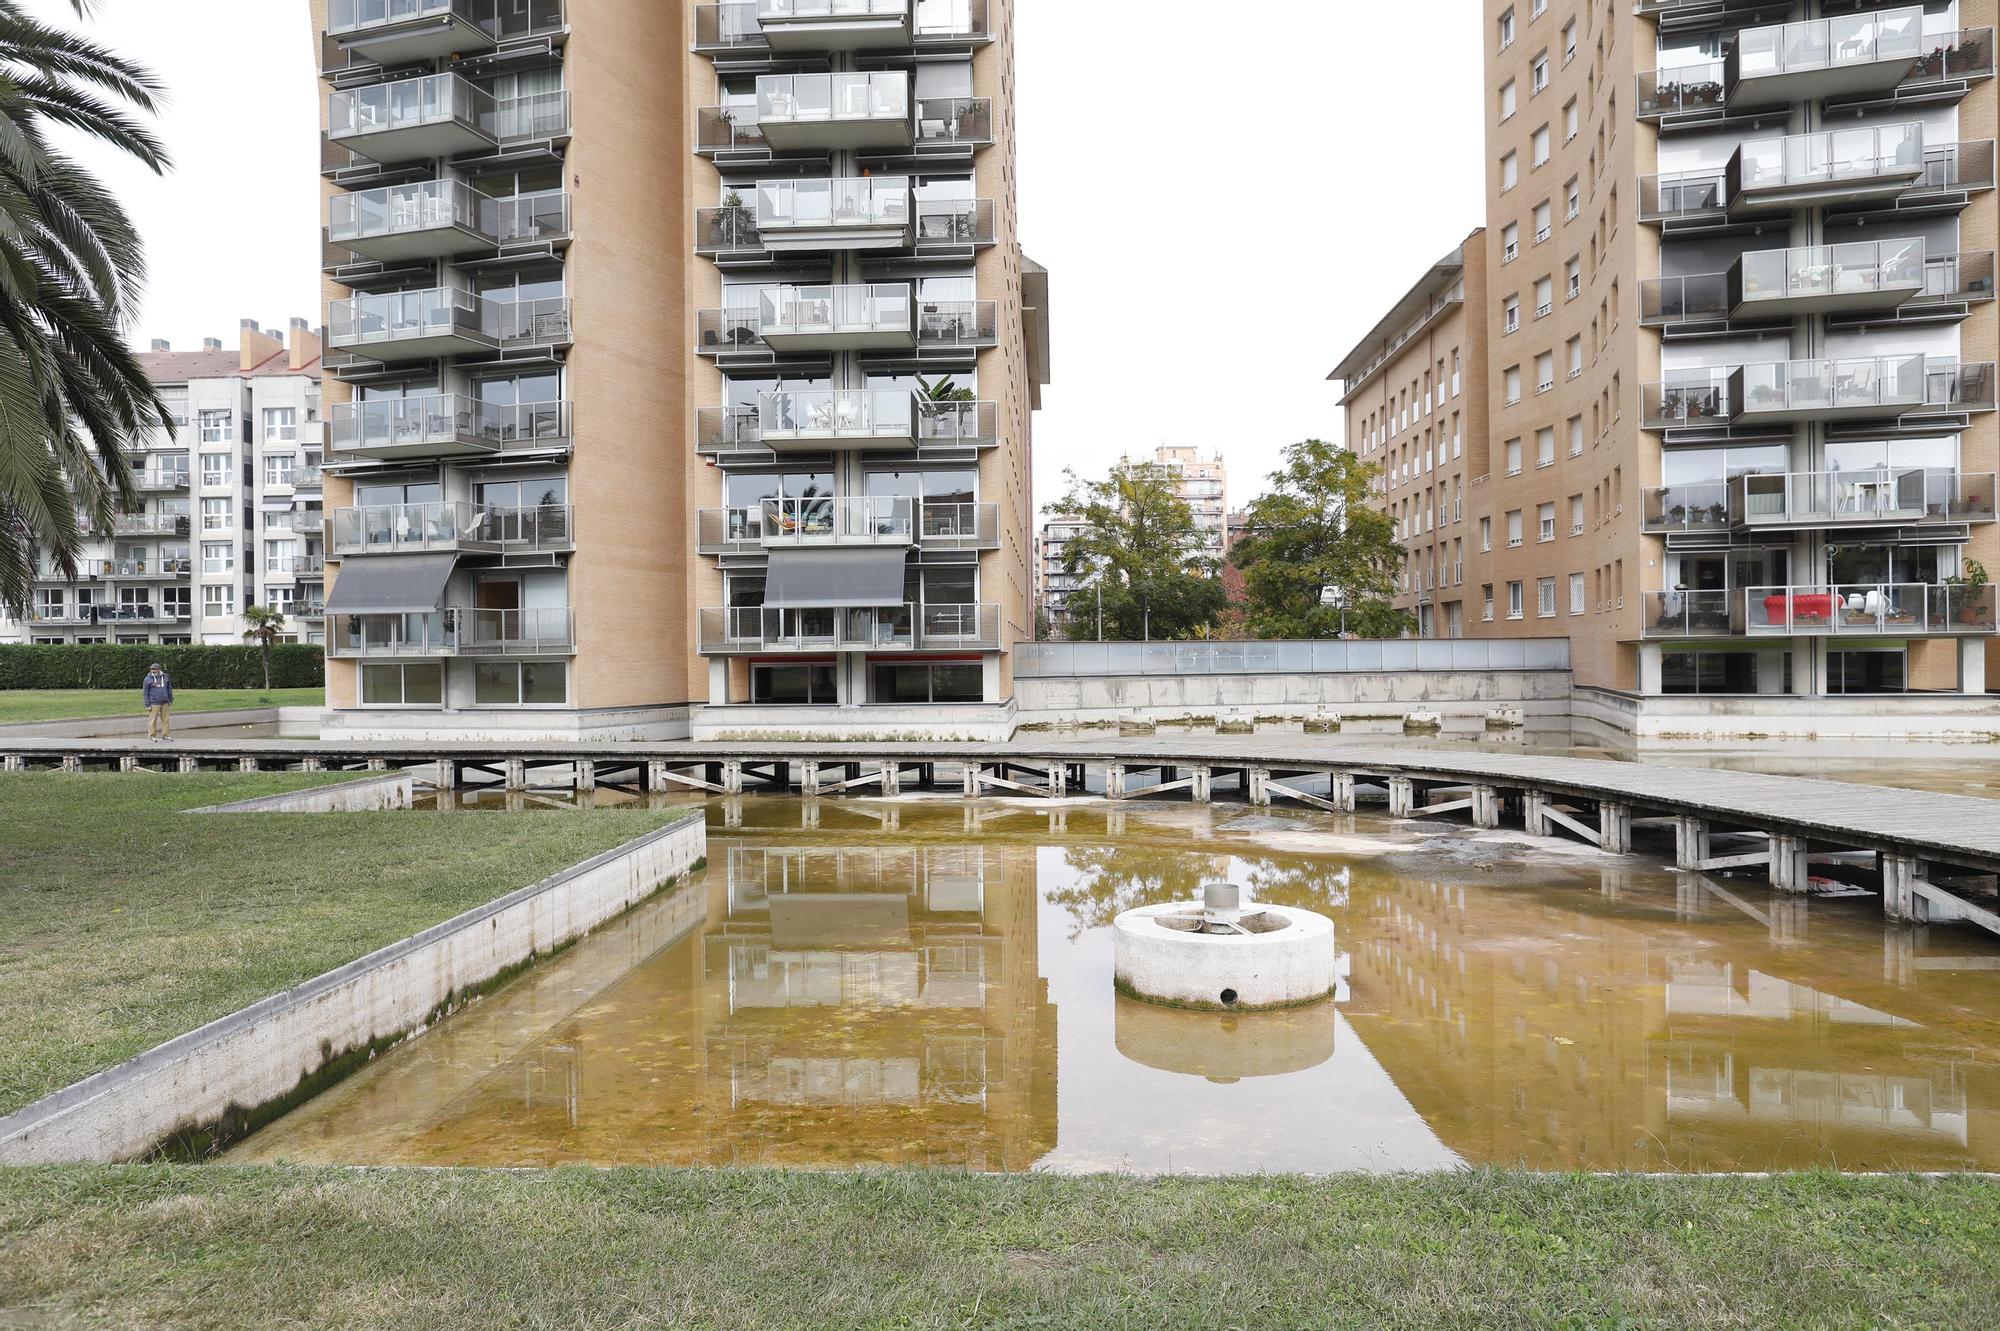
(261, 496, 298, 512)
(765, 547, 906, 608)
(324, 553, 456, 615)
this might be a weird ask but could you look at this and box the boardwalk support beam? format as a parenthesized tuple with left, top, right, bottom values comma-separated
(1471, 785, 1500, 829)
(1387, 777, 1414, 817)
(1599, 801, 1633, 854)
(1674, 816, 1711, 870)
(1769, 833, 1810, 892)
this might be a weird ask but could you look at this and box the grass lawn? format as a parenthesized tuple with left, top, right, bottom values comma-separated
(0, 688, 324, 726)
(1, 1166, 1995, 1329)
(0, 772, 690, 1117)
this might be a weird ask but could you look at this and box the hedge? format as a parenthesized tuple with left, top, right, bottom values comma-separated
(0, 644, 325, 691)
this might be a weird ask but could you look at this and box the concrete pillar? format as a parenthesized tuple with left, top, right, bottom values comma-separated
(235, 757, 256, 773)
(647, 761, 668, 795)
(877, 761, 900, 796)
(1471, 785, 1500, 829)
(574, 760, 595, 793)
(1190, 766, 1211, 803)
(1387, 776, 1414, 817)
(722, 760, 744, 795)
(1598, 801, 1633, 854)
(1673, 815, 1711, 870)
(800, 760, 821, 796)
(1756, 651, 1785, 694)
(1329, 773, 1356, 812)
(1046, 763, 1065, 796)
(1248, 767, 1271, 806)
(1104, 764, 1126, 798)
(300, 757, 325, 773)
(1962, 637, 1988, 694)
(708, 656, 729, 706)
(367, 758, 388, 771)
(505, 758, 528, 791)
(1881, 854, 1928, 922)
(0, 754, 23, 772)
(1637, 643, 1664, 696)
(178, 756, 197, 774)
(1768, 832, 1811, 893)
(1524, 789, 1552, 837)
(962, 763, 980, 798)
(119, 756, 139, 773)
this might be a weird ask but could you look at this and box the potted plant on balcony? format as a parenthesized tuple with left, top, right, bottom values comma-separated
(1704, 501, 1728, 526)
(1947, 558, 1991, 625)
(1667, 502, 1687, 526)
(717, 190, 755, 248)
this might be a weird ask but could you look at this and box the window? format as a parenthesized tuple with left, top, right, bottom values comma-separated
(1482, 584, 1495, 621)
(264, 454, 295, 486)
(1502, 222, 1520, 262)
(1567, 335, 1584, 377)
(265, 508, 296, 531)
(1530, 0, 1546, 16)
(1562, 18, 1576, 61)
(1531, 54, 1549, 94)
(1451, 350, 1461, 396)
(1565, 257, 1581, 299)
(162, 587, 190, 618)
(1533, 200, 1552, 244)
(1499, 79, 1517, 121)
(1508, 581, 1525, 619)
(1563, 98, 1579, 142)
(200, 454, 229, 488)
(1498, 6, 1515, 49)
(476, 660, 568, 707)
(1537, 577, 1557, 617)
(874, 661, 983, 704)
(1569, 573, 1586, 615)
(1538, 502, 1556, 542)
(1500, 150, 1518, 192)
(1503, 295, 1521, 332)
(1535, 352, 1555, 393)
(360, 663, 443, 707)
(1479, 516, 1492, 551)
(264, 540, 297, 574)
(198, 409, 231, 446)
(1534, 276, 1553, 317)
(1506, 509, 1523, 547)
(1565, 177, 1580, 218)
(200, 497, 230, 531)
(1504, 365, 1522, 403)
(1505, 438, 1523, 475)
(1532, 125, 1551, 167)
(202, 584, 234, 618)
(201, 541, 233, 574)
(1569, 494, 1585, 534)
(262, 408, 297, 443)
(1536, 427, 1555, 467)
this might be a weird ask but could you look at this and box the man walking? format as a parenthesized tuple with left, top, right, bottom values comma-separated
(142, 662, 174, 742)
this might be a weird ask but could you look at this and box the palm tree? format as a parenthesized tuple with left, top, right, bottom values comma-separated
(0, 0, 174, 617)
(241, 605, 286, 691)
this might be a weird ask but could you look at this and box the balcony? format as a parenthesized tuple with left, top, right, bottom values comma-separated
(698, 497, 917, 554)
(325, 288, 572, 363)
(295, 602, 327, 623)
(133, 467, 189, 492)
(758, 388, 917, 447)
(756, 284, 914, 352)
(1642, 469, 1998, 532)
(327, 607, 576, 658)
(1642, 356, 1997, 428)
(264, 557, 328, 582)
(914, 398, 998, 448)
(327, 395, 571, 461)
(110, 512, 190, 538)
(755, 72, 910, 151)
(910, 97, 992, 152)
(30, 604, 193, 629)
(327, 74, 495, 164)
(757, 0, 911, 51)
(326, 0, 496, 65)
(328, 181, 569, 264)
(756, 176, 910, 250)
(698, 602, 1000, 653)
(694, 0, 987, 52)
(696, 398, 997, 455)
(33, 558, 191, 583)
(1644, 139, 1996, 227)
(1645, 238, 1929, 328)
(1744, 583, 1997, 635)
(329, 501, 575, 556)
(1728, 122, 1928, 213)
(1725, 7, 1925, 109)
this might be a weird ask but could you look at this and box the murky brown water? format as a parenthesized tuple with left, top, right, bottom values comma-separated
(228, 799, 2000, 1174)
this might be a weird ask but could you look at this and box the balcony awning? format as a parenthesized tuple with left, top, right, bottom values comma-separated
(765, 547, 905, 608)
(324, 553, 456, 615)
(261, 496, 299, 513)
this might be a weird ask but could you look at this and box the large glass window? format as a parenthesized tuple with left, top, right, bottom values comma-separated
(753, 664, 838, 705)
(1828, 648, 1908, 694)
(871, 661, 982, 704)
(1661, 651, 1764, 694)
(475, 660, 567, 706)
(361, 662, 442, 706)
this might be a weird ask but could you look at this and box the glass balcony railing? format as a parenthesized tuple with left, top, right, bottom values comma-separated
(329, 182, 570, 260)
(327, 395, 572, 457)
(326, 288, 571, 360)
(756, 176, 910, 237)
(133, 467, 190, 491)
(1736, 236, 1925, 309)
(110, 512, 190, 537)
(757, 0, 911, 50)
(694, 0, 986, 50)
(755, 73, 911, 149)
(1641, 482, 1732, 532)
(328, 607, 576, 657)
(1643, 470, 1998, 531)
(915, 298, 997, 350)
(329, 501, 574, 556)
(914, 96, 992, 148)
(33, 557, 191, 581)
(1743, 583, 1997, 635)
(915, 398, 998, 447)
(758, 388, 916, 442)
(1644, 357, 1997, 426)
(1731, 122, 1927, 202)
(695, 399, 998, 453)
(1728, 6, 1925, 106)
(915, 197, 996, 246)
(326, 0, 565, 56)
(699, 602, 1000, 653)
(755, 283, 915, 347)
(1640, 590, 1737, 638)
(1637, 61, 1727, 119)
(327, 76, 569, 166)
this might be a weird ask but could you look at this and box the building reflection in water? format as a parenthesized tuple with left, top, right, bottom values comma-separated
(230, 801, 2000, 1174)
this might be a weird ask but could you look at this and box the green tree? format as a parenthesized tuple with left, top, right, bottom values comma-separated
(241, 605, 288, 691)
(1049, 462, 1225, 641)
(0, 0, 173, 616)
(1230, 439, 1410, 639)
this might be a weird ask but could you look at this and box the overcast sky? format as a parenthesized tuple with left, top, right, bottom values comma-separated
(36, 0, 1485, 517)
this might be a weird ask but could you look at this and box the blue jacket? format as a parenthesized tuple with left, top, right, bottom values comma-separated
(142, 673, 173, 706)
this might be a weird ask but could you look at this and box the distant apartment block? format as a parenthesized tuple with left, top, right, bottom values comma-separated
(1337, 1, 1999, 701)
(0, 321, 324, 649)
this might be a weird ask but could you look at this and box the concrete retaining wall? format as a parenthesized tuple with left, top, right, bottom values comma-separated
(186, 771, 416, 814)
(0, 811, 706, 1164)
(688, 699, 1017, 742)
(1574, 686, 2000, 743)
(0, 707, 276, 740)
(317, 703, 693, 743)
(1015, 670, 1573, 727)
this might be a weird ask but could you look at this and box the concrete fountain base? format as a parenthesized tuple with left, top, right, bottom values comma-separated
(1112, 892, 1335, 1012)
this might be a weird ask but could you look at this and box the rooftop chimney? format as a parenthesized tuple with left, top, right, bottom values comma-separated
(288, 316, 321, 373)
(202, 338, 222, 352)
(149, 338, 169, 352)
(239, 317, 281, 374)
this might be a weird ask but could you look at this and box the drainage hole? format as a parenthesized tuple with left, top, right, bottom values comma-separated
(1219, 988, 1239, 1006)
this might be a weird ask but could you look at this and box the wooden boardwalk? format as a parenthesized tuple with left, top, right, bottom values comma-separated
(4, 730, 1999, 931)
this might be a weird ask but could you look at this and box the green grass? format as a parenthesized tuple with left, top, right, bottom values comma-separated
(0, 773, 689, 1116)
(0, 1166, 1995, 1329)
(0, 688, 324, 726)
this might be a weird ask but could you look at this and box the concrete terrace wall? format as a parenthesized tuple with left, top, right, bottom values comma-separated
(0, 812, 706, 1164)
(0, 707, 278, 740)
(185, 771, 416, 814)
(1575, 686, 2000, 743)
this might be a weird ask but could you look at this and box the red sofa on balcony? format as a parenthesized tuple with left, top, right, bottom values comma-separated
(1763, 592, 1837, 624)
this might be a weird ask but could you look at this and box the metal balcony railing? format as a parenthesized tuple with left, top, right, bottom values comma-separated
(914, 97, 991, 147)
(1643, 470, 1998, 531)
(110, 513, 190, 537)
(133, 467, 190, 491)
(1643, 356, 1997, 426)
(33, 557, 191, 582)
(329, 501, 575, 555)
(756, 71, 908, 128)
(757, 283, 913, 340)
(1744, 583, 1998, 635)
(916, 398, 998, 447)
(1727, 6, 1926, 107)
(328, 182, 569, 254)
(327, 395, 572, 456)
(915, 298, 997, 349)
(327, 606, 576, 657)
(698, 601, 1000, 653)
(758, 388, 915, 440)
(327, 76, 569, 160)
(326, 0, 565, 44)
(1732, 121, 1927, 198)
(756, 175, 909, 233)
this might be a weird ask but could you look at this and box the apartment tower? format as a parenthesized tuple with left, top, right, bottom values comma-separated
(687, 0, 1047, 740)
(1344, 0, 1998, 706)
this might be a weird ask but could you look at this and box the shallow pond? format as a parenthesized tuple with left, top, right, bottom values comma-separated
(229, 799, 2000, 1174)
